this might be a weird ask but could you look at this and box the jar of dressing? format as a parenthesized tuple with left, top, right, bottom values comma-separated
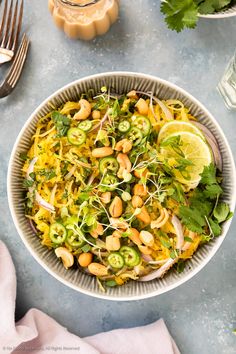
(48, 0, 119, 40)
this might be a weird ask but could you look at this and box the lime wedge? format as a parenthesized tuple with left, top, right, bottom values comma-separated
(160, 131, 212, 185)
(158, 121, 205, 143)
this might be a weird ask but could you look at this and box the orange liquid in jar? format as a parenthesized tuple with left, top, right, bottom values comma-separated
(48, 0, 119, 40)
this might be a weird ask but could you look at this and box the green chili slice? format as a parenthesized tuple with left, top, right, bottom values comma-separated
(78, 120, 92, 132)
(102, 174, 118, 191)
(126, 127, 143, 146)
(132, 116, 151, 136)
(99, 157, 119, 174)
(49, 222, 67, 244)
(108, 253, 124, 269)
(118, 120, 131, 133)
(67, 127, 86, 146)
(120, 246, 140, 267)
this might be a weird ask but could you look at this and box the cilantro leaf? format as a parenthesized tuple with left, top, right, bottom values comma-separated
(51, 111, 70, 137)
(38, 169, 56, 181)
(179, 205, 206, 233)
(176, 260, 185, 273)
(208, 217, 222, 237)
(23, 179, 34, 188)
(105, 280, 117, 287)
(199, 163, 217, 185)
(19, 152, 28, 161)
(203, 184, 223, 199)
(160, 0, 198, 32)
(198, 0, 232, 14)
(80, 244, 91, 253)
(213, 202, 230, 223)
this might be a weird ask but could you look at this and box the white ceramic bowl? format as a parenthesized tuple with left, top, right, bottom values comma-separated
(7, 72, 236, 301)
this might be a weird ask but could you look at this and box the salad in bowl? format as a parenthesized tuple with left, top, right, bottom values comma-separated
(21, 87, 232, 290)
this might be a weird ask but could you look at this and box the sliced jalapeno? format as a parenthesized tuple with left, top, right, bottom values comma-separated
(108, 253, 124, 269)
(126, 127, 143, 146)
(78, 120, 92, 132)
(66, 229, 85, 248)
(120, 246, 140, 267)
(132, 116, 151, 136)
(102, 174, 118, 191)
(67, 127, 86, 146)
(118, 120, 131, 133)
(49, 222, 67, 244)
(99, 157, 119, 174)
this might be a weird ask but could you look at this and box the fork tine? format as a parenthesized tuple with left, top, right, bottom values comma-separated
(0, 0, 8, 40)
(1, 0, 13, 48)
(7, 33, 29, 87)
(11, 0, 23, 52)
(6, 0, 18, 50)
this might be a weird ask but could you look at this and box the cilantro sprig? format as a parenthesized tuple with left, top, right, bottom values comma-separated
(161, 0, 235, 32)
(51, 111, 70, 137)
(178, 163, 232, 238)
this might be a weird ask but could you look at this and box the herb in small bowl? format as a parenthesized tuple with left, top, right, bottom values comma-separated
(161, 0, 236, 32)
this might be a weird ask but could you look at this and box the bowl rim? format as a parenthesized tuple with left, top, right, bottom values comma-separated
(7, 71, 236, 301)
(198, 11, 236, 19)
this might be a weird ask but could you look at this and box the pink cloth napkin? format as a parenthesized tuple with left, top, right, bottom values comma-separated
(0, 241, 180, 354)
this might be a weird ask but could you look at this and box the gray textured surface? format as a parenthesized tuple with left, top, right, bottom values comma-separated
(1, 1, 236, 353)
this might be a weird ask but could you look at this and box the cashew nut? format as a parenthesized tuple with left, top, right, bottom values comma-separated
(151, 208, 169, 229)
(100, 192, 111, 204)
(92, 147, 113, 158)
(106, 235, 121, 251)
(128, 228, 142, 245)
(135, 98, 149, 115)
(109, 196, 123, 218)
(136, 206, 151, 224)
(140, 230, 154, 247)
(127, 90, 138, 99)
(117, 153, 132, 179)
(112, 230, 124, 238)
(134, 168, 149, 179)
(138, 245, 152, 255)
(115, 139, 133, 154)
(131, 195, 143, 208)
(55, 247, 74, 269)
(133, 184, 147, 197)
(110, 217, 129, 229)
(90, 223, 104, 238)
(88, 263, 108, 276)
(73, 99, 91, 120)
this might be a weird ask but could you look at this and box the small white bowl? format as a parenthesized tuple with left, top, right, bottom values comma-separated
(7, 72, 236, 301)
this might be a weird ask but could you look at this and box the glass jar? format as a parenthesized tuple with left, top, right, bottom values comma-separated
(48, 0, 119, 40)
(217, 51, 236, 110)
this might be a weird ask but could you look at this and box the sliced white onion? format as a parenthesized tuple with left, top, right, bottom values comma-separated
(135, 91, 174, 120)
(206, 136, 223, 171)
(29, 219, 38, 234)
(49, 184, 57, 205)
(172, 215, 184, 250)
(26, 157, 38, 179)
(35, 192, 55, 213)
(65, 165, 76, 180)
(134, 265, 140, 275)
(182, 231, 196, 251)
(139, 258, 176, 281)
(148, 259, 170, 265)
(192, 121, 218, 145)
(192, 122, 222, 171)
(141, 254, 153, 262)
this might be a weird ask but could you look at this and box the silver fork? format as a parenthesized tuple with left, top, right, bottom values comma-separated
(0, 0, 24, 65)
(0, 33, 29, 98)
